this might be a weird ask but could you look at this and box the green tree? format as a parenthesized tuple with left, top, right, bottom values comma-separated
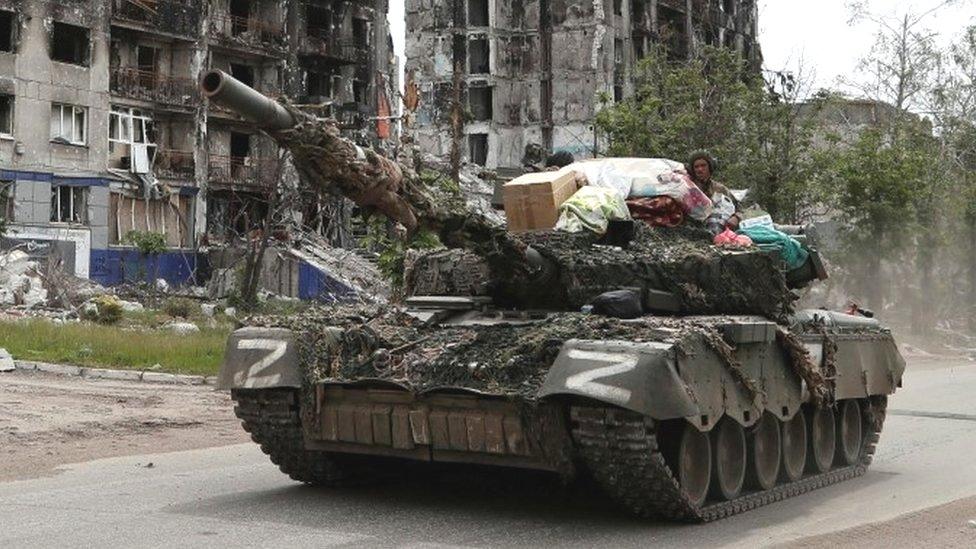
(595, 46, 821, 223)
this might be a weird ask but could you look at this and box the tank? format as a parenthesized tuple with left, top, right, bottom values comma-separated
(204, 70, 905, 521)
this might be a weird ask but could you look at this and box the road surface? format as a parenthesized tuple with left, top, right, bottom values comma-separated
(2, 357, 976, 548)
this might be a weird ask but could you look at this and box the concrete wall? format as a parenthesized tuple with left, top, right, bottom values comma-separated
(405, 0, 761, 169)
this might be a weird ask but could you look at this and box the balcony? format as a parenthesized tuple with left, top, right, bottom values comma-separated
(110, 67, 199, 108)
(111, 0, 201, 39)
(210, 13, 286, 53)
(301, 30, 369, 65)
(208, 155, 276, 190)
(155, 149, 195, 180)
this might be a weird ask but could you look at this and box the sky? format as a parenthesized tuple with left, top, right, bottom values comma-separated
(759, 0, 974, 94)
(386, 0, 973, 95)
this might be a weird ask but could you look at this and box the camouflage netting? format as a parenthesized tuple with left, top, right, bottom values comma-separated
(248, 305, 766, 399)
(403, 223, 797, 321)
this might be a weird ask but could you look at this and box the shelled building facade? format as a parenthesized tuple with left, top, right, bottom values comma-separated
(0, 0, 396, 287)
(404, 0, 760, 169)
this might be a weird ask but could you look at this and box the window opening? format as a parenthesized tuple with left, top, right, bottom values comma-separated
(231, 0, 252, 35)
(468, 134, 488, 166)
(468, 0, 489, 26)
(230, 132, 251, 180)
(353, 18, 368, 49)
(136, 45, 158, 89)
(50, 104, 87, 145)
(0, 180, 13, 222)
(468, 38, 489, 74)
(0, 11, 14, 52)
(51, 22, 89, 66)
(231, 63, 255, 88)
(50, 185, 88, 224)
(306, 4, 332, 39)
(0, 95, 12, 136)
(468, 86, 492, 121)
(306, 70, 332, 98)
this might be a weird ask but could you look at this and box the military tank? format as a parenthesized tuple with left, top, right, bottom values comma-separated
(203, 70, 905, 521)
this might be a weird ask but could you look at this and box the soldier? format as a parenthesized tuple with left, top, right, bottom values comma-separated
(687, 150, 741, 231)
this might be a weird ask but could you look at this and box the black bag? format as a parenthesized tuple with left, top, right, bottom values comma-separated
(590, 289, 643, 319)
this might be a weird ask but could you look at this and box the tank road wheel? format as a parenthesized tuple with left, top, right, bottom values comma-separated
(677, 422, 713, 508)
(710, 418, 746, 501)
(837, 400, 863, 465)
(780, 411, 807, 482)
(747, 413, 782, 491)
(808, 406, 836, 473)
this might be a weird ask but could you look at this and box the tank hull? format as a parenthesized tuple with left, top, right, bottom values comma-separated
(223, 308, 903, 521)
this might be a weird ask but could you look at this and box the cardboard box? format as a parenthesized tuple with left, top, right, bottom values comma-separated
(503, 170, 578, 232)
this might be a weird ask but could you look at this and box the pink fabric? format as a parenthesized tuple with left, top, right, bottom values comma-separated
(713, 228, 753, 248)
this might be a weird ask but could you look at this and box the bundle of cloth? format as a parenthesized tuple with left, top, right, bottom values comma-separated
(555, 158, 715, 234)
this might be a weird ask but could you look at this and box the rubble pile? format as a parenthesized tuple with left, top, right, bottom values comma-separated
(291, 230, 391, 302)
(0, 250, 47, 308)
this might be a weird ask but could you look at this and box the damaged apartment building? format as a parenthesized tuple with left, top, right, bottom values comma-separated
(405, 0, 759, 168)
(0, 0, 397, 295)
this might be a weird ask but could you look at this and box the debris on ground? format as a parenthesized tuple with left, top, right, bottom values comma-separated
(163, 321, 201, 335)
(0, 348, 14, 372)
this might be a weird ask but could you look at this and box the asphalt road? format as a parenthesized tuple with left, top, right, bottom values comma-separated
(3, 357, 976, 548)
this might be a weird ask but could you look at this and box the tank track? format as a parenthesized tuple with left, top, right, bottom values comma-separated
(570, 398, 887, 522)
(232, 388, 357, 486)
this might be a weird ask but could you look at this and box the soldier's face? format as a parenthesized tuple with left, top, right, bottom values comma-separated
(693, 159, 711, 182)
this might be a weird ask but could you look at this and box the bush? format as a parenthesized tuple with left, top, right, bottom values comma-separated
(81, 295, 123, 325)
(162, 297, 199, 319)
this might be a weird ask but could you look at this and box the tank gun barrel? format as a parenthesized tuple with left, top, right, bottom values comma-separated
(200, 69, 296, 131)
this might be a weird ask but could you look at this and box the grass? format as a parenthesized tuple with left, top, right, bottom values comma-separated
(0, 318, 234, 376)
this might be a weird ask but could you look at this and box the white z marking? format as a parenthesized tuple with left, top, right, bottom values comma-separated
(234, 339, 287, 387)
(564, 349, 638, 405)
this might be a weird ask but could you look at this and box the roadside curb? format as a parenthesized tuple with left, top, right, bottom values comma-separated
(11, 360, 216, 386)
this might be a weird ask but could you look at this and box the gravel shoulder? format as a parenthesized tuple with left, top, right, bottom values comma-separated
(0, 369, 247, 481)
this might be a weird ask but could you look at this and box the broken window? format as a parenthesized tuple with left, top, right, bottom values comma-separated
(468, 38, 489, 75)
(613, 0, 622, 16)
(723, 0, 736, 14)
(631, 0, 645, 18)
(136, 45, 158, 89)
(51, 22, 90, 66)
(50, 103, 87, 145)
(468, 134, 488, 166)
(353, 80, 366, 104)
(614, 86, 623, 102)
(306, 3, 331, 39)
(230, 0, 252, 35)
(658, 7, 687, 61)
(633, 34, 645, 60)
(306, 70, 332, 98)
(231, 63, 255, 88)
(0, 95, 13, 136)
(206, 190, 267, 241)
(109, 106, 156, 171)
(0, 11, 14, 53)
(50, 185, 88, 224)
(353, 18, 369, 49)
(230, 132, 251, 179)
(468, 86, 492, 121)
(0, 180, 13, 222)
(614, 38, 623, 65)
(468, 0, 489, 26)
